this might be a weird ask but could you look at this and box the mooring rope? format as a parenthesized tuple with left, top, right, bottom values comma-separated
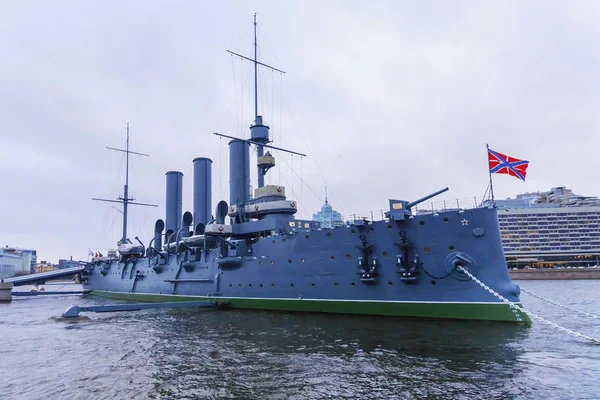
(457, 266, 600, 345)
(520, 288, 600, 320)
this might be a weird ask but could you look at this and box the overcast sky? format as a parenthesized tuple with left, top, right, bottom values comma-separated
(2, 0, 599, 263)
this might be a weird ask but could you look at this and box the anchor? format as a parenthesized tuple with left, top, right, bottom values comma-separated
(357, 234, 379, 284)
(395, 230, 419, 284)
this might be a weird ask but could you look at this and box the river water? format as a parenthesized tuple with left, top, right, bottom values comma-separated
(1, 280, 598, 399)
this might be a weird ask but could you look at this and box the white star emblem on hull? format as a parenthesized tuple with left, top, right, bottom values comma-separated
(461, 219, 469, 226)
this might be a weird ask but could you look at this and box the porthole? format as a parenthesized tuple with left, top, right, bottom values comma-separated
(301, 257, 305, 263)
(288, 259, 292, 263)
(369, 227, 374, 232)
(424, 247, 431, 253)
(330, 255, 335, 260)
(351, 229, 356, 234)
(311, 283, 315, 287)
(271, 283, 275, 287)
(327, 232, 332, 237)
(382, 251, 389, 256)
(305, 235, 310, 239)
(346, 254, 352, 260)
(290, 283, 294, 287)
(419, 220, 425, 225)
(431, 280, 436, 285)
(260, 284, 263, 287)
(351, 282, 355, 287)
(388, 281, 393, 286)
(229, 284, 232, 287)
(334, 282, 339, 287)
(443, 217, 449, 223)
(449, 245, 455, 251)
(249, 284, 252, 287)
(259, 261, 263, 265)
(387, 224, 393, 230)
(270, 260, 274, 265)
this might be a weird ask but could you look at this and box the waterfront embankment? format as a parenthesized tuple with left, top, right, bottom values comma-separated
(509, 268, 600, 280)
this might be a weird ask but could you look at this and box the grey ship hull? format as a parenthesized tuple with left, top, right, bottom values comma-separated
(84, 16, 529, 324)
(82, 207, 528, 323)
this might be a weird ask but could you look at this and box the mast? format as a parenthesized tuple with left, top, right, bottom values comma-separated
(254, 13, 258, 121)
(226, 14, 286, 189)
(253, 14, 265, 188)
(123, 123, 130, 242)
(93, 123, 158, 244)
(486, 143, 496, 206)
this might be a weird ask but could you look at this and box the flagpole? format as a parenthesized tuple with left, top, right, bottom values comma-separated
(486, 143, 495, 207)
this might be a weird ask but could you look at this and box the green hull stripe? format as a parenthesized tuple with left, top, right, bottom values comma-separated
(89, 290, 531, 324)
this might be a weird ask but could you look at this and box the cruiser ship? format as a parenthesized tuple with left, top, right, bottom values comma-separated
(81, 15, 527, 323)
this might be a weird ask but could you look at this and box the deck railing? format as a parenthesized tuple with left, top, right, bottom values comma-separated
(342, 197, 486, 224)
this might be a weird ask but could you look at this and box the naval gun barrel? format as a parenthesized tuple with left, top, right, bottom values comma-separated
(407, 187, 449, 209)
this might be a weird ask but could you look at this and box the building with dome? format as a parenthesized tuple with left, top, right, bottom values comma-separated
(312, 198, 343, 228)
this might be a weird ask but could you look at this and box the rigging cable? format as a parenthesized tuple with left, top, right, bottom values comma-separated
(231, 54, 238, 136)
(481, 182, 490, 207)
(272, 83, 343, 215)
(285, 96, 342, 213)
(268, 153, 310, 217)
(240, 56, 244, 137)
(275, 153, 323, 203)
(219, 137, 222, 202)
(271, 63, 274, 131)
(279, 71, 283, 184)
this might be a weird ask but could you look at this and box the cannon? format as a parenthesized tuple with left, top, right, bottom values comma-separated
(407, 187, 449, 209)
(386, 187, 449, 220)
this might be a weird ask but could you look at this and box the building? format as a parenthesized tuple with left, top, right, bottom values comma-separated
(35, 261, 56, 273)
(23, 248, 37, 273)
(312, 197, 343, 228)
(0, 246, 35, 278)
(19, 248, 36, 274)
(58, 258, 80, 269)
(494, 187, 600, 269)
(0, 247, 23, 279)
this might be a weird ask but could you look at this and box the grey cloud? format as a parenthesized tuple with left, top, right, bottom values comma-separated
(1, 0, 598, 261)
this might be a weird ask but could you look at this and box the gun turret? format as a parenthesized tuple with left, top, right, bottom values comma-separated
(406, 187, 449, 209)
(386, 187, 449, 220)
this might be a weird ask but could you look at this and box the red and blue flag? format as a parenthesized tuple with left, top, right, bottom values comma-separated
(488, 148, 529, 181)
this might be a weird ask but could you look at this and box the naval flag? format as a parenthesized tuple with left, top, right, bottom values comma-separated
(488, 148, 529, 181)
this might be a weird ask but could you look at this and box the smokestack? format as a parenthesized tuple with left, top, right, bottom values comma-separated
(165, 171, 183, 242)
(229, 140, 250, 205)
(193, 157, 212, 230)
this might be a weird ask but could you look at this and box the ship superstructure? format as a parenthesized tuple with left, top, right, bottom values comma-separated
(81, 15, 527, 323)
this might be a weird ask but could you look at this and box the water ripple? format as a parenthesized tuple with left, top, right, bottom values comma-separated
(1, 281, 599, 399)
